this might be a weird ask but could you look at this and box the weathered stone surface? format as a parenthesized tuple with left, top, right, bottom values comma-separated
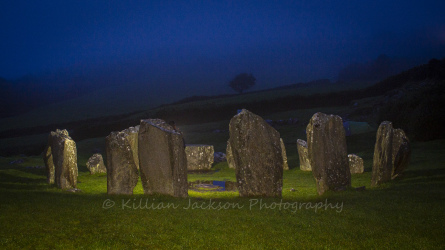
(348, 154, 364, 174)
(371, 121, 394, 187)
(48, 129, 78, 189)
(86, 153, 107, 174)
(280, 138, 289, 170)
(138, 119, 188, 198)
(105, 129, 139, 195)
(306, 112, 351, 195)
(297, 139, 311, 171)
(226, 140, 236, 169)
(185, 144, 214, 170)
(43, 145, 54, 184)
(229, 109, 283, 197)
(125, 126, 140, 170)
(392, 129, 411, 179)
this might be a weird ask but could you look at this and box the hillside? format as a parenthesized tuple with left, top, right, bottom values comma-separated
(0, 58, 444, 156)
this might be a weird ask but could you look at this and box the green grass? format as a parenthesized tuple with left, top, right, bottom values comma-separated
(1, 128, 444, 248)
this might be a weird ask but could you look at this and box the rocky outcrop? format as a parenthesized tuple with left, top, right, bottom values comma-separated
(391, 129, 411, 179)
(297, 139, 311, 171)
(348, 154, 364, 174)
(306, 112, 351, 195)
(105, 129, 139, 195)
(185, 145, 214, 170)
(138, 119, 188, 198)
(371, 121, 394, 187)
(226, 140, 236, 169)
(229, 109, 283, 197)
(86, 153, 107, 174)
(43, 146, 54, 184)
(280, 138, 289, 170)
(47, 129, 78, 189)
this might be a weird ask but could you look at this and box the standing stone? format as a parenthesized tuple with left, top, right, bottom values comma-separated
(48, 129, 78, 189)
(306, 112, 350, 195)
(138, 119, 188, 198)
(371, 121, 394, 187)
(280, 138, 289, 170)
(226, 140, 236, 169)
(105, 129, 139, 195)
(391, 129, 411, 179)
(43, 145, 54, 184)
(229, 109, 283, 197)
(185, 145, 214, 170)
(125, 126, 140, 170)
(348, 154, 364, 174)
(297, 139, 311, 171)
(86, 153, 107, 174)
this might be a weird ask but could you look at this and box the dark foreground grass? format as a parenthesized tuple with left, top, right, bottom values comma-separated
(1, 138, 445, 249)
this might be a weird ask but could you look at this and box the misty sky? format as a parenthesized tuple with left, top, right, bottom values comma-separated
(1, 0, 445, 94)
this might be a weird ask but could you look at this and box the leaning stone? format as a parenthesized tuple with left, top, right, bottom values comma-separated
(280, 138, 289, 170)
(43, 145, 54, 184)
(48, 129, 78, 189)
(226, 140, 236, 169)
(229, 109, 283, 197)
(297, 139, 311, 171)
(86, 153, 107, 174)
(138, 119, 188, 198)
(306, 112, 351, 195)
(371, 121, 394, 187)
(348, 154, 364, 174)
(185, 145, 214, 170)
(105, 129, 139, 195)
(391, 129, 411, 179)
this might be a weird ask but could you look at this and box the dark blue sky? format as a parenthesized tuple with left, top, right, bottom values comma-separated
(1, 0, 445, 94)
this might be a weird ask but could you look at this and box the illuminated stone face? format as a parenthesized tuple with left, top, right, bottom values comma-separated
(105, 128, 139, 195)
(46, 129, 78, 189)
(229, 109, 283, 197)
(306, 112, 351, 195)
(138, 119, 188, 198)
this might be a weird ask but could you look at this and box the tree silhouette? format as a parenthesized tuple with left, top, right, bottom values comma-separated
(229, 73, 256, 94)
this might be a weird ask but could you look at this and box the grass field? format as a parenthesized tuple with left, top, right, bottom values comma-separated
(1, 106, 444, 248)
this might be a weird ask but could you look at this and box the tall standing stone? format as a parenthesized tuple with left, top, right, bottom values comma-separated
(138, 119, 188, 198)
(280, 138, 289, 170)
(391, 129, 411, 179)
(306, 112, 350, 195)
(48, 129, 78, 189)
(371, 121, 394, 187)
(226, 140, 236, 169)
(297, 139, 311, 171)
(43, 145, 54, 184)
(348, 154, 364, 174)
(105, 129, 139, 195)
(229, 109, 283, 197)
(86, 153, 107, 174)
(185, 145, 214, 170)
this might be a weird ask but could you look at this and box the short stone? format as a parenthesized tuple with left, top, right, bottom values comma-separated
(86, 153, 107, 174)
(185, 145, 214, 170)
(348, 154, 364, 174)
